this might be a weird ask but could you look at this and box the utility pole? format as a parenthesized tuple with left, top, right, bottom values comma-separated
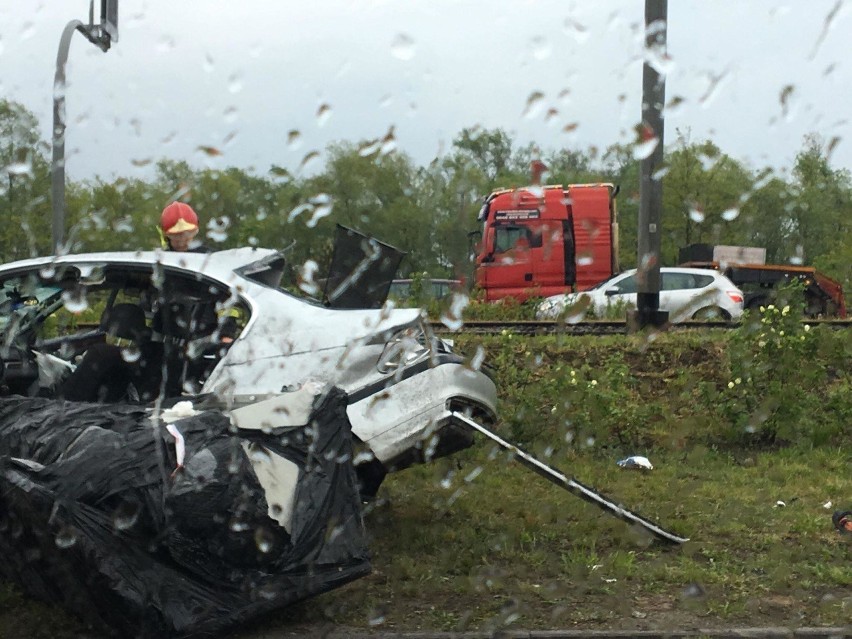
(51, 1, 118, 254)
(633, 0, 669, 329)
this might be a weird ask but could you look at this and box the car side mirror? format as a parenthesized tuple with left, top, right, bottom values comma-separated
(604, 286, 621, 296)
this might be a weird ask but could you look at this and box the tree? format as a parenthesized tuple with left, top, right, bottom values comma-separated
(0, 99, 52, 260)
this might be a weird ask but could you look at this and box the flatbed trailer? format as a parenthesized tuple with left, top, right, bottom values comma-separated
(679, 260, 846, 318)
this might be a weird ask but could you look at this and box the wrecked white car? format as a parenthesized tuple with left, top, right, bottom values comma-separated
(0, 247, 498, 497)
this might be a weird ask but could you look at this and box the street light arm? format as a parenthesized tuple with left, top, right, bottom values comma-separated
(51, 19, 84, 254)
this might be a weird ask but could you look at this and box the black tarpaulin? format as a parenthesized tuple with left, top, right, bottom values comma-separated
(0, 386, 370, 638)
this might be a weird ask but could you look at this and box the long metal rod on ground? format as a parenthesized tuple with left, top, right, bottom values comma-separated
(452, 411, 689, 545)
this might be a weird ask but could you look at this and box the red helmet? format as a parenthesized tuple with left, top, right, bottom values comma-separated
(160, 202, 199, 235)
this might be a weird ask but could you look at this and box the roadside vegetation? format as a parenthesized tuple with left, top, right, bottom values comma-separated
(2, 298, 850, 637)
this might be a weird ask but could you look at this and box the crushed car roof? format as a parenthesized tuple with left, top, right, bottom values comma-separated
(0, 247, 281, 283)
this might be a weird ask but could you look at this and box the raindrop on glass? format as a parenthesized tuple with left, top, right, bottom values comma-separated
(228, 73, 243, 94)
(197, 145, 223, 157)
(157, 35, 175, 53)
(721, 207, 739, 221)
(20, 21, 36, 41)
(367, 606, 388, 626)
(255, 527, 274, 553)
(563, 18, 590, 43)
(61, 290, 88, 313)
(307, 194, 334, 228)
(287, 129, 302, 149)
(523, 91, 546, 119)
(224, 106, 238, 123)
(206, 216, 232, 242)
(203, 54, 214, 73)
(530, 36, 552, 60)
(633, 136, 659, 160)
(390, 33, 415, 61)
(299, 150, 320, 172)
(6, 159, 32, 177)
(688, 206, 705, 223)
(316, 103, 332, 127)
(112, 502, 140, 531)
(248, 444, 272, 464)
(55, 526, 77, 549)
(380, 127, 397, 156)
(229, 518, 251, 532)
(120, 346, 141, 363)
(359, 140, 381, 157)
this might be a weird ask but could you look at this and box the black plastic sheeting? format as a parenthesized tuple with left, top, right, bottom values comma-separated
(0, 387, 371, 638)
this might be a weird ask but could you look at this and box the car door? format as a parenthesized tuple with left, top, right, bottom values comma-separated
(600, 272, 638, 316)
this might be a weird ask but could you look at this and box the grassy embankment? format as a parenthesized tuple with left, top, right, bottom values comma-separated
(2, 306, 851, 637)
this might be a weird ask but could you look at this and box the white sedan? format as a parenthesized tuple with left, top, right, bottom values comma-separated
(0, 248, 498, 496)
(536, 266, 745, 322)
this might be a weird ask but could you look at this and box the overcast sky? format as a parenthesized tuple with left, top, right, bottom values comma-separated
(1, 1, 850, 182)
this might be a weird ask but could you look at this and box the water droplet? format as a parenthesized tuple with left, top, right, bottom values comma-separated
(287, 129, 302, 149)
(61, 290, 88, 313)
(390, 33, 415, 61)
(254, 526, 274, 553)
(530, 36, 552, 60)
(298, 259, 320, 296)
(577, 253, 594, 267)
(247, 444, 272, 464)
(55, 526, 77, 548)
(203, 54, 214, 73)
(440, 292, 469, 331)
(131, 157, 153, 167)
(545, 108, 559, 124)
(307, 193, 333, 228)
(368, 606, 388, 626)
(523, 91, 546, 119)
(228, 73, 243, 94)
(6, 158, 33, 177)
(206, 216, 231, 242)
(688, 206, 705, 223)
(665, 95, 686, 115)
(299, 150, 320, 172)
(721, 207, 739, 221)
(779, 84, 796, 121)
(112, 502, 140, 531)
(563, 18, 590, 43)
(563, 122, 579, 134)
(358, 139, 381, 157)
(120, 346, 141, 363)
(229, 518, 250, 532)
(20, 21, 36, 41)
(157, 35, 175, 53)
(197, 145, 223, 157)
(468, 345, 485, 371)
(633, 136, 659, 160)
(316, 103, 332, 127)
(224, 106, 238, 123)
(380, 127, 397, 156)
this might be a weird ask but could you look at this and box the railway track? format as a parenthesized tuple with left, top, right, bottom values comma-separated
(429, 318, 852, 336)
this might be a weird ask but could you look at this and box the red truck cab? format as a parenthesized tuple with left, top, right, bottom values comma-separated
(474, 184, 619, 302)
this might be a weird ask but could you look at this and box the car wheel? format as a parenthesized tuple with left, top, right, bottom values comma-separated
(355, 458, 387, 503)
(692, 306, 730, 320)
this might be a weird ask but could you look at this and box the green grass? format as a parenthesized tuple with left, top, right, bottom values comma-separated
(2, 325, 851, 637)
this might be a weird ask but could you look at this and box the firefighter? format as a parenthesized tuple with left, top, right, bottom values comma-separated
(159, 201, 208, 253)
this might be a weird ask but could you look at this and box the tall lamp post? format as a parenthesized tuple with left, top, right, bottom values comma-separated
(634, 0, 669, 329)
(51, 0, 118, 254)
